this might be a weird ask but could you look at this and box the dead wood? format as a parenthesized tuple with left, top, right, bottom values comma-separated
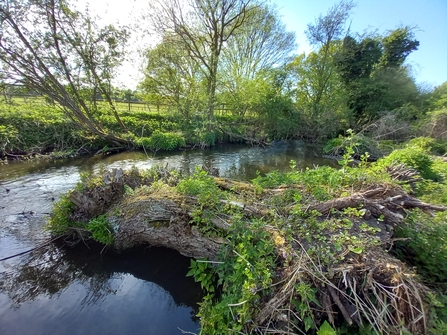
(302, 185, 445, 225)
(386, 163, 423, 184)
(59, 167, 444, 334)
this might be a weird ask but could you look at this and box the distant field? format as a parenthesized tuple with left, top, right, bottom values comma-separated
(7, 96, 231, 116)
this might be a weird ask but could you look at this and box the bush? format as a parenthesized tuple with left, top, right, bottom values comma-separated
(394, 211, 447, 283)
(376, 142, 441, 181)
(135, 130, 185, 152)
(407, 137, 447, 156)
(424, 109, 447, 140)
(323, 131, 383, 161)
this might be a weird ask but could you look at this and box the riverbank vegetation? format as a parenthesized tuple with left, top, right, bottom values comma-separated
(1, 0, 446, 161)
(44, 136, 447, 334)
(2, 0, 447, 333)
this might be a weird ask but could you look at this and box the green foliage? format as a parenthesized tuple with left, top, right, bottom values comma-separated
(86, 215, 114, 245)
(317, 321, 337, 335)
(424, 109, 447, 141)
(428, 82, 447, 111)
(293, 282, 321, 331)
(395, 210, 447, 283)
(428, 292, 447, 335)
(176, 167, 222, 207)
(379, 26, 419, 68)
(253, 158, 379, 203)
(325, 130, 382, 162)
(195, 218, 277, 334)
(0, 101, 95, 156)
(290, 47, 349, 139)
(407, 137, 447, 156)
(187, 260, 217, 293)
(334, 27, 420, 123)
(135, 130, 185, 152)
(376, 141, 441, 180)
(45, 193, 76, 235)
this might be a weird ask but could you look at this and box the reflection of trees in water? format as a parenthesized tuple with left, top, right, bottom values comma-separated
(0, 243, 114, 308)
(0, 242, 202, 313)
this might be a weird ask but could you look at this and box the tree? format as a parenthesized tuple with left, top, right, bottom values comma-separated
(428, 81, 447, 111)
(221, 4, 295, 81)
(139, 34, 205, 118)
(289, 44, 349, 138)
(147, 0, 254, 128)
(219, 3, 296, 117)
(379, 26, 419, 68)
(303, 0, 355, 117)
(334, 27, 420, 122)
(0, 0, 130, 143)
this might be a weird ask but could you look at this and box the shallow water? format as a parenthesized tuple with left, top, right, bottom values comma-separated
(0, 141, 335, 334)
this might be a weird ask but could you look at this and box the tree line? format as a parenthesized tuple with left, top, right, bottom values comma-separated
(0, 0, 445, 147)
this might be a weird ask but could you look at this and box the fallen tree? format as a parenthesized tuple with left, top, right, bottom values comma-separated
(47, 163, 447, 334)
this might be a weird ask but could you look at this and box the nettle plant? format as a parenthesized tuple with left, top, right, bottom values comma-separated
(188, 217, 277, 334)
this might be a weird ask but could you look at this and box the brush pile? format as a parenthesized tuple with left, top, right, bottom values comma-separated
(50, 163, 446, 334)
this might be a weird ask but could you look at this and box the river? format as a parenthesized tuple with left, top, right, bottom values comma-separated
(0, 141, 335, 335)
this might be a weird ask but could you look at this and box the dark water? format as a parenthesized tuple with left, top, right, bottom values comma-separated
(0, 141, 335, 335)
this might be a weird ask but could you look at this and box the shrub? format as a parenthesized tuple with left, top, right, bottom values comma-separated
(424, 109, 447, 140)
(376, 143, 441, 181)
(324, 131, 383, 160)
(394, 211, 447, 283)
(135, 130, 185, 152)
(176, 167, 222, 207)
(45, 193, 76, 234)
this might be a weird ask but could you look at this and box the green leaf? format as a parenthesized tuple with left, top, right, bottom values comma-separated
(317, 321, 337, 335)
(304, 316, 315, 331)
(186, 268, 196, 277)
(351, 247, 364, 254)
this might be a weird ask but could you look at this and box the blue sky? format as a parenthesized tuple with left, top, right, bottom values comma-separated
(88, 0, 447, 89)
(276, 0, 447, 88)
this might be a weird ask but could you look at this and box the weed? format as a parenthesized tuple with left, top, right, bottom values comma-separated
(45, 193, 76, 234)
(190, 217, 277, 334)
(86, 215, 114, 245)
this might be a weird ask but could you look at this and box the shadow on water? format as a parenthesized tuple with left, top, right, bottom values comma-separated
(0, 242, 201, 335)
(0, 140, 337, 334)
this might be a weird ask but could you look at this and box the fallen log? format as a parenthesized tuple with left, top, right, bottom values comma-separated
(51, 166, 447, 334)
(110, 196, 226, 259)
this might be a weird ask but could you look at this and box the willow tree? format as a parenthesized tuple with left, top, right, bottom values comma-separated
(147, 0, 254, 128)
(0, 0, 130, 143)
(219, 3, 296, 117)
(139, 34, 206, 118)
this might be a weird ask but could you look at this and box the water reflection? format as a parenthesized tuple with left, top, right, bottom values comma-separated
(0, 243, 201, 335)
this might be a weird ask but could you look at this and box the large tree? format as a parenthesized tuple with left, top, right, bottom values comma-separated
(146, 0, 254, 128)
(304, 0, 355, 117)
(289, 43, 349, 138)
(334, 27, 420, 122)
(219, 4, 296, 117)
(0, 0, 130, 143)
(139, 34, 205, 118)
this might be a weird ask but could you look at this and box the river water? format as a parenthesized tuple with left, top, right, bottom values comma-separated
(0, 141, 334, 335)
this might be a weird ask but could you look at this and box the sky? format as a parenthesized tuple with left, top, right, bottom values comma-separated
(86, 0, 447, 89)
(275, 0, 447, 88)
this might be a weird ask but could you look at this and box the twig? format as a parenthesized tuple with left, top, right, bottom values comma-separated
(0, 235, 62, 262)
(327, 285, 353, 326)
